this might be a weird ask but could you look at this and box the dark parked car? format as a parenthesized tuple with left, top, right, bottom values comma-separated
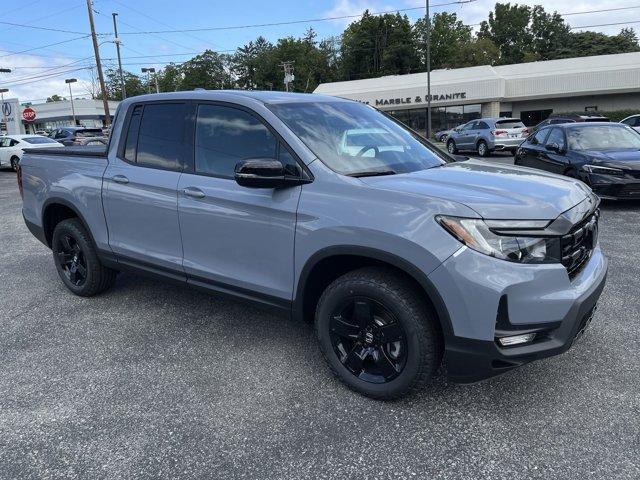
(48, 127, 106, 146)
(515, 122, 640, 199)
(532, 114, 610, 133)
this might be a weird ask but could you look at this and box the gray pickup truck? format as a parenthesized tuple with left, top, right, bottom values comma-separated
(19, 91, 607, 399)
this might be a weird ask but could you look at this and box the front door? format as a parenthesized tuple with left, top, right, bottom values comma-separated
(103, 102, 190, 275)
(456, 121, 478, 149)
(177, 103, 302, 303)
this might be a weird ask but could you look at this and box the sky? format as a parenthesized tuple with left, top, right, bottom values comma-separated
(1, 0, 639, 103)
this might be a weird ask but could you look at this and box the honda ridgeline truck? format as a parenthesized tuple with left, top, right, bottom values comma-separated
(19, 91, 607, 399)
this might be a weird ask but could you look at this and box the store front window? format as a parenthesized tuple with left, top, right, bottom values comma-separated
(388, 104, 481, 138)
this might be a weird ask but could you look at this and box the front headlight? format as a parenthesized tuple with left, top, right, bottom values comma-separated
(437, 216, 561, 263)
(582, 165, 625, 177)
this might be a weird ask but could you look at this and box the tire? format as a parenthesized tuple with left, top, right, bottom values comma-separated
(477, 140, 490, 157)
(315, 266, 442, 400)
(52, 218, 117, 296)
(10, 156, 20, 172)
(447, 140, 458, 154)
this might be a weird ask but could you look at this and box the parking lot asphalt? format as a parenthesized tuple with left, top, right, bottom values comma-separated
(0, 165, 638, 480)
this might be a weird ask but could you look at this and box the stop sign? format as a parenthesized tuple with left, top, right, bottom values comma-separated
(22, 107, 37, 122)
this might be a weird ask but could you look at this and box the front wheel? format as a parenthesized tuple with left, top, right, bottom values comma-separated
(52, 218, 117, 296)
(315, 267, 442, 400)
(10, 156, 19, 172)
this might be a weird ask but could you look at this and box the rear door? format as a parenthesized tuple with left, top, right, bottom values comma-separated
(516, 128, 550, 169)
(103, 102, 191, 276)
(177, 103, 302, 303)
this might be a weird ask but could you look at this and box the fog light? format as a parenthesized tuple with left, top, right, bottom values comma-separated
(497, 333, 536, 347)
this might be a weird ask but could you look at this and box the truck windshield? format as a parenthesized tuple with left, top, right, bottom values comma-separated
(268, 101, 447, 176)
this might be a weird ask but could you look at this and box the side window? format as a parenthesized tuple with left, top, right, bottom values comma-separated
(55, 130, 66, 139)
(545, 128, 566, 150)
(11, 139, 20, 147)
(195, 104, 277, 178)
(477, 121, 490, 130)
(621, 118, 634, 126)
(136, 103, 187, 171)
(531, 128, 549, 145)
(278, 143, 301, 175)
(0, 138, 8, 147)
(123, 105, 143, 162)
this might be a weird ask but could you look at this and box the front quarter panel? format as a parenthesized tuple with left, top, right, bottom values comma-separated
(293, 160, 477, 298)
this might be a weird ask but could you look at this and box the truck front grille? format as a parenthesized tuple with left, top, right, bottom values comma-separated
(561, 210, 599, 278)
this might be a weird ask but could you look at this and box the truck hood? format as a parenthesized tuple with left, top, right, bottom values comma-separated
(360, 159, 591, 220)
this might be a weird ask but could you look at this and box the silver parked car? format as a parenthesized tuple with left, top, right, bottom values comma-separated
(447, 118, 530, 157)
(620, 114, 640, 132)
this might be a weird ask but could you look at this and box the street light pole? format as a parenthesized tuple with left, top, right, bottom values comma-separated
(112, 13, 126, 100)
(65, 78, 78, 126)
(425, 0, 432, 139)
(141, 68, 158, 94)
(0, 68, 10, 134)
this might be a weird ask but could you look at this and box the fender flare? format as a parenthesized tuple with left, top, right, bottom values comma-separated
(41, 197, 97, 249)
(293, 245, 453, 336)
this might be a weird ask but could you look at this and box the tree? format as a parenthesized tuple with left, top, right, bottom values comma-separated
(46, 94, 65, 102)
(340, 11, 420, 79)
(530, 6, 570, 61)
(479, 3, 533, 65)
(230, 36, 275, 90)
(180, 50, 234, 90)
(156, 64, 182, 92)
(555, 28, 640, 59)
(448, 37, 500, 68)
(414, 12, 472, 69)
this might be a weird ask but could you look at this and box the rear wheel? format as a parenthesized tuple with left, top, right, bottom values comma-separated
(315, 267, 442, 400)
(477, 140, 490, 157)
(52, 218, 117, 296)
(10, 156, 19, 172)
(447, 140, 458, 154)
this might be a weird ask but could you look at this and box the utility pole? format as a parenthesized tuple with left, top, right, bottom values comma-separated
(425, 0, 432, 139)
(65, 78, 78, 126)
(279, 61, 294, 92)
(112, 12, 126, 100)
(86, 0, 111, 126)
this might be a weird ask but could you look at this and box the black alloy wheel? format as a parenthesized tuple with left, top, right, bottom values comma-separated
(55, 234, 88, 287)
(329, 297, 407, 384)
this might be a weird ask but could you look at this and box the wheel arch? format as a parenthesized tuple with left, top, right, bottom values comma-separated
(293, 246, 453, 337)
(42, 198, 96, 249)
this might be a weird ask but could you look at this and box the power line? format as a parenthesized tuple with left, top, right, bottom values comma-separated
(0, 21, 88, 35)
(0, 35, 91, 59)
(570, 20, 640, 30)
(115, 1, 477, 35)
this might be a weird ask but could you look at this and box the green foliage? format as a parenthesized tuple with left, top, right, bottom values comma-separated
(479, 3, 534, 65)
(180, 50, 234, 90)
(340, 11, 419, 79)
(46, 94, 65, 102)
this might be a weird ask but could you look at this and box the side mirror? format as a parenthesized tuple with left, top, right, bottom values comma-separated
(234, 158, 287, 188)
(546, 142, 563, 153)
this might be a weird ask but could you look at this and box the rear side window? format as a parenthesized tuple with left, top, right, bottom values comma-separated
(128, 103, 187, 171)
(530, 128, 549, 145)
(124, 105, 142, 163)
(477, 121, 490, 129)
(195, 104, 277, 177)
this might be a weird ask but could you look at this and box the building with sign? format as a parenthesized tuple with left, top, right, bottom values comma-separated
(314, 52, 640, 136)
(1, 98, 119, 135)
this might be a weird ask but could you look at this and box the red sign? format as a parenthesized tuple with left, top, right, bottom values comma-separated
(22, 107, 37, 122)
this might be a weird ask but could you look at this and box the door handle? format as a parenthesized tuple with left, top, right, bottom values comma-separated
(182, 187, 205, 199)
(112, 175, 129, 184)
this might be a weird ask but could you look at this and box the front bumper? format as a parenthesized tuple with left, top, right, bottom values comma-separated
(429, 244, 608, 383)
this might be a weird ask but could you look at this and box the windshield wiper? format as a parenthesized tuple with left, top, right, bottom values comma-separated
(346, 169, 397, 178)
